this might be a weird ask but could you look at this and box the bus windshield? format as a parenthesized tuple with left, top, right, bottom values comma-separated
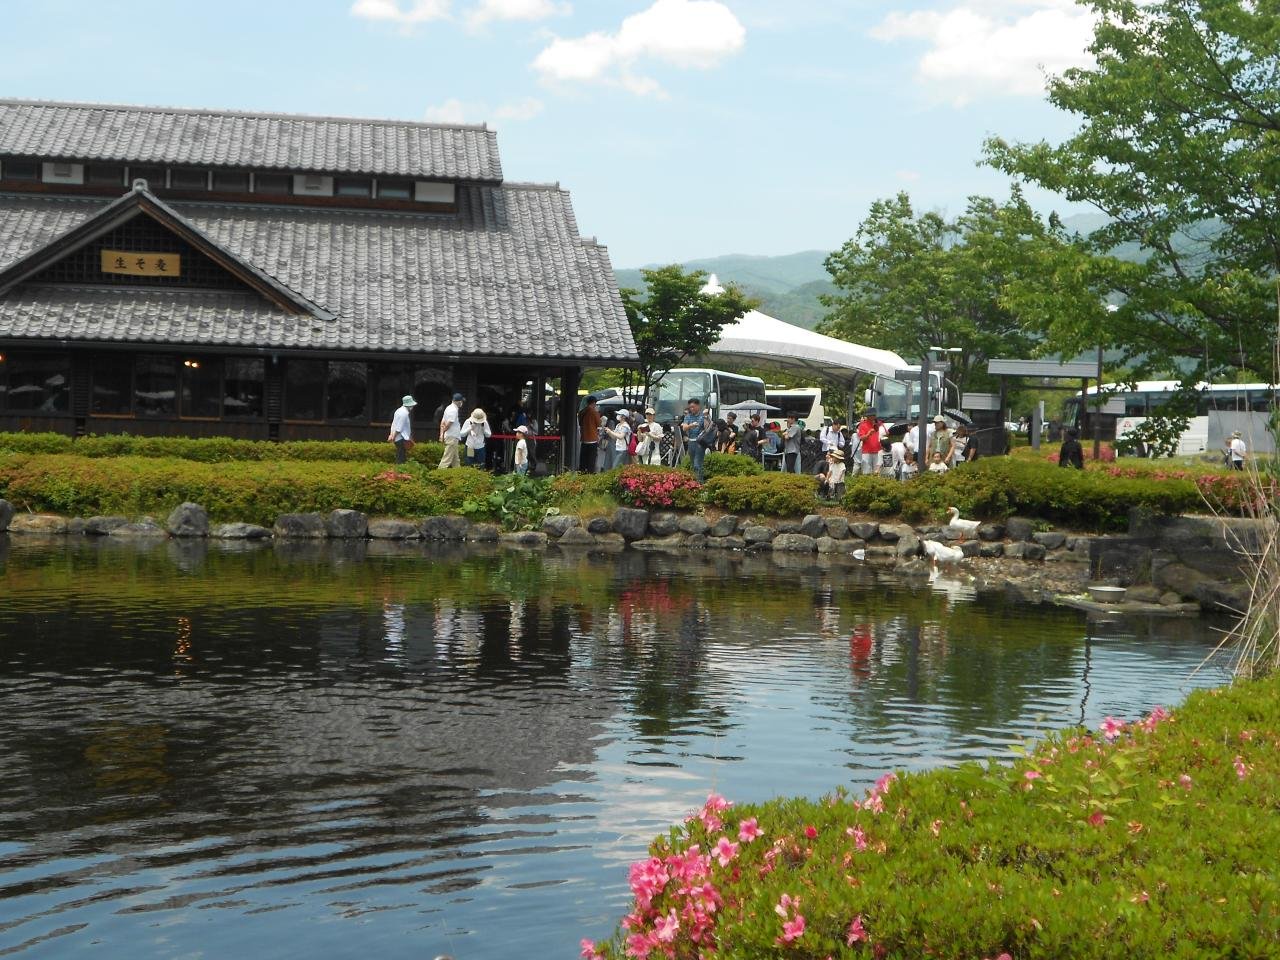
(653, 371, 712, 420)
(875, 378, 911, 423)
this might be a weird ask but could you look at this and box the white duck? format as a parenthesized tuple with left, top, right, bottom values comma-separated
(946, 506, 981, 540)
(923, 539, 965, 566)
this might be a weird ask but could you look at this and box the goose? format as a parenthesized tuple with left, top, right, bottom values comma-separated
(923, 539, 965, 566)
(851, 548, 866, 561)
(946, 507, 981, 539)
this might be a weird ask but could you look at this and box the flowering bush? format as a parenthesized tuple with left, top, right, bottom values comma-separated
(611, 466, 702, 510)
(585, 673, 1280, 959)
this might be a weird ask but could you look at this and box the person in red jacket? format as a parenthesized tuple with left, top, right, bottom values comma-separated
(855, 410, 887, 475)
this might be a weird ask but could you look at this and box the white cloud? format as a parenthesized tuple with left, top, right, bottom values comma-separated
(424, 97, 545, 124)
(350, 0, 451, 25)
(532, 0, 746, 97)
(467, 0, 568, 26)
(871, 0, 1096, 105)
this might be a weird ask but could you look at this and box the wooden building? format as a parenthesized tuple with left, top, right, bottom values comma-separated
(0, 99, 635, 449)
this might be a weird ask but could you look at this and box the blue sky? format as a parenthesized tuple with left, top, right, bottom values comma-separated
(1, 0, 1097, 268)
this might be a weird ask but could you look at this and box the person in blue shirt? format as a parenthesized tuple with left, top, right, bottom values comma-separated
(681, 398, 710, 481)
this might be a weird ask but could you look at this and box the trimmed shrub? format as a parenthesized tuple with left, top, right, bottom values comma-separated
(0, 431, 446, 467)
(704, 473, 818, 516)
(703, 451, 764, 478)
(611, 465, 702, 510)
(584, 674, 1280, 960)
(0, 453, 493, 526)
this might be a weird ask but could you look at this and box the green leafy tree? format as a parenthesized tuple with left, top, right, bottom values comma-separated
(983, 0, 1280, 383)
(820, 191, 1044, 393)
(621, 265, 756, 404)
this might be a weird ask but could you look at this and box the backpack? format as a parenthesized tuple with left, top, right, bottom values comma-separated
(698, 426, 717, 450)
(627, 430, 639, 456)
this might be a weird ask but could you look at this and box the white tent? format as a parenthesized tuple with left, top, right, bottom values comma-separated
(700, 275, 907, 382)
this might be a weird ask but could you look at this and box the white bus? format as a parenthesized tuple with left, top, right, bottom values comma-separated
(1063, 381, 1278, 455)
(650, 368, 766, 423)
(766, 387, 825, 426)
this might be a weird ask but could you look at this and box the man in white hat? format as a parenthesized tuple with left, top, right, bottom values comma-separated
(388, 394, 417, 464)
(439, 392, 466, 468)
(1227, 430, 1247, 470)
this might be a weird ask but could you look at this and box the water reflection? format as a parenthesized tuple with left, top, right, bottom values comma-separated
(0, 538, 1229, 959)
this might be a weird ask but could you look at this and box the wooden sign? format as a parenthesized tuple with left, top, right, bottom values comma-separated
(101, 250, 182, 277)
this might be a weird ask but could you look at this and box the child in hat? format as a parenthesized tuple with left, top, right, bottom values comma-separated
(514, 424, 531, 475)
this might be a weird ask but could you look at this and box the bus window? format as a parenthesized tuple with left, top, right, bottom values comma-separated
(874, 378, 910, 423)
(653, 371, 712, 419)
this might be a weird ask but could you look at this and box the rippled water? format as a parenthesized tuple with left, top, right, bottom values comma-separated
(0, 536, 1230, 958)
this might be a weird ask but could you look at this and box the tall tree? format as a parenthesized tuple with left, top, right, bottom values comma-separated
(820, 191, 1044, 393)
(621, 266, 756, 403)
(984, 0, 1280, 382)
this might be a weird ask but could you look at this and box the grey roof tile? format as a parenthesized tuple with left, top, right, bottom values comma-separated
(0, 183, 637, 363)
(0, 99, 502, 182)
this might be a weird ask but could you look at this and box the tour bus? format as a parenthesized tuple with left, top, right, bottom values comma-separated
(866, 371, 948, 426)
(1062, 381, 1278, 454)
(765, 387, 826, 427)
(650, 368, 767, 422)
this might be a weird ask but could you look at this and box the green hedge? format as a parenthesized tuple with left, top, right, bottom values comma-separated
(704, 473, 818, 516)
(0, 431, 447, 467)
(843, 458, 1201, 531)
(587, 673, 1280, 960)
(0, 453, 493, 526)
(703, 451, 764, 478)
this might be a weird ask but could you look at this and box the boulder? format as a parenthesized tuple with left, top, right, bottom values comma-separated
(84, 516, 130, 536)
(850, 521, 879, 541)
(776, 520, 803, 535)
(8, 514, 68, 535)
(466, 523, 501, 542)
(612, 508, 651, 541)
(685, 533, 710, 550)
(499, 531, 549, 549)
(166, 502, 209, 538)
(876, 524, 902, 543)
(1005, 517, 1035, 542)
(67, 517, 88, 535)
(895, 532, 920, 558)
(632, 535, 687, 552)
(367, 518, 421, 540)
(745, 541, 773, 555)
(817, 536, 861, 555)
(110, 517, 167, 538)
(592, 532, 627, 552)
(978, 542, 1005, 558)
(273, 513, 328, 539)
(420, 516, 470, 540)
(1193, 580, 1250, 614)
(899, 558, 932, 577)
(800, 514, 827, 538)
(211, 522, 272, 540)
(0, 498, 14, 533)
(1005, 541, 1047, 561)
(1155, 562, 1210, 599)
(960, 540, 983, 558)
(587, 516, 613, 535)
(773, 533, 818, 553)
(326, 509, 368, 539)
(648, 512, 681, 537)
(678, 515, 710, 536)
(977, 523, 1005, 542)
(823, 516, 850, 540)
(709, 515, 739, 537)
(1159, 591, 1184, 606)
(558, 526, 596, 547)
(1067, 536, 1093, 554)
(706, 535, 746, 551)
(1126, 585, 1163, 604)
(1032, 531, 1067, 550)
(542, 514, 580, 538)
(742, 525, 776, 544)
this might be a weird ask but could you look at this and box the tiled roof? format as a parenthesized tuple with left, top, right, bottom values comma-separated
(0, 186, 637, 363)
(0, 99, 503, 182)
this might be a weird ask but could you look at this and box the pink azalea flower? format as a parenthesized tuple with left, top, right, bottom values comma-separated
(580, 938, 605, 960)
(846, 914, 868, 945)
(738, 817, 763, 843)
(930, 819, 943, 837)
(1131, 890, 1150, 904)
(1088, 810, 1105, 828)
(1234, 756, 1248, 781)
(1024, 769, 1042, 781)
(804, 825, 818, 840)
(846, 824, 868, 851)
(874, 772, 897, 795)
(714, 836, 739, 867)
(653, 909, 679, 943)
(625, 930, 656, 959)
(705, 793, 732, 813)
(1179, 774, 1193, 791)
(1099, 716, 1124, 741)
(778, 914, 806, 944)
(775, 893, 799, 918)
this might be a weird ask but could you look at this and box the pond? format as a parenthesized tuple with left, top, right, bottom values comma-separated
(0, 537, 1230, 959)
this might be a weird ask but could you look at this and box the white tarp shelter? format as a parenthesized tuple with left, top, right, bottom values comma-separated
(700, 275, 906, 382)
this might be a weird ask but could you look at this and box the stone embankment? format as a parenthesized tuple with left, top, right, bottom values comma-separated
(0, 497, 1256, 615)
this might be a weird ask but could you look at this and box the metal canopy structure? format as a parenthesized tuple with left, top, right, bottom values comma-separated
(700, 276, 907, 382)
(988, 359, 1097, 379)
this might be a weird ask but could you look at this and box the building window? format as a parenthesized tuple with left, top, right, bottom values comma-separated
(130, 166, 166, 190)
(224, 358, 265, 418)
(334, 177, 372, 198)
(377, 180, 413, 200)
(134, 356, 178, 417)
(211, 171, 250, 193)
(180, 357, 223, 418)
(91, 355, 134, 415)
(85, 164, 126, 186)
(371, 363, 451, 424)
(327, 361, 368, 421)
(4, 353, 70, 413)
(254, 173, 291, 195)
(284, 359, 326, 421)
(2, 158, 40, 181)
(170, 168, 209, 191)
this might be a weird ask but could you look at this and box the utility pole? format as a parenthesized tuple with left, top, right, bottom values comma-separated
(917, 351, 931, 474)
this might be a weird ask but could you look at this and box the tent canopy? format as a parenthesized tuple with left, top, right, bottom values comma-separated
(700, 275, 907, 382)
